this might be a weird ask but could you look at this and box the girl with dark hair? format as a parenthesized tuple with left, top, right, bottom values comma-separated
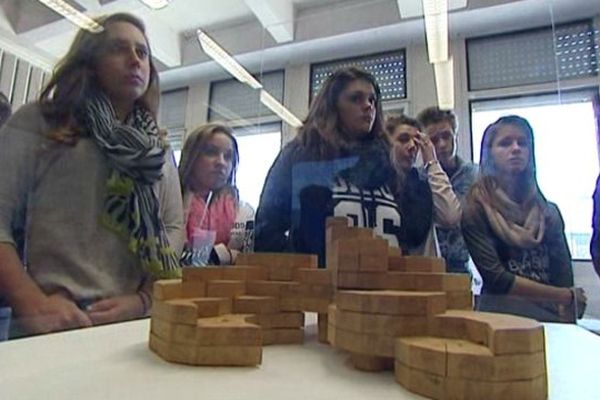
(179, 123, 254, 265)
(462, 115, 586, 321)
(0, 13, 184, 336)
(255, 67, 402, 265)
(385, 114, 460, 257)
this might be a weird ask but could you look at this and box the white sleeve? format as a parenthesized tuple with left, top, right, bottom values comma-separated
(426, 162, 462, 229)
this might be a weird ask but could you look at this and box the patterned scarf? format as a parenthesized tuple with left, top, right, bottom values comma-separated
(474, 185, 545, 249)
(79, 93, 180, 278)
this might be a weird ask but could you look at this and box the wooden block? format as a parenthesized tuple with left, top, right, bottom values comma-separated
(328, 304, 428, 337)
(446, 374, 547, 400)
(246, 280, 299, 297)
(318, 313, 328, 344)
(431, 310, 545, 355)
(181, 280, 206, 298)
(326, 216, 349, 228)
(281, 283, 333, 298)
(190, 297, 232, 318)
(327, 325, 395, 357)
(293, 268, 332, 285)
(335, 290, 447, 316)
(255, 312, 305, 329)
(395, 337, 448, 377)
(359, 237, 389, 257)
(267, 264, 296, 281)
(195, 314, 262, 346)
(262, 328, 304, 345)
(335, 271, 387, 290)
(388, 246, 402, 257)
(152, 299, 199, 325)
(236, 252, 318, 269)
(394, 362, 445, 400)
(358, 253, 389, 272)
(332, 239, 360, 271)
(388, 256, 445, 273)
(446, 339, 546, 381)
(350, 353, 393, 371)
(294, 298, 331, 313)
(383, 272, 470, 291)
(195, 345, 262, 366)
(221, 265, 268, 281)
(206, 280, 246, 298)
(153, 279, 182, 300)
(279, 297, 303, 312)
(446, 291, 473, 310)
(182, 267, 223, 282)
(233, 295, 280, 314)
(150, 333, 196, 365)
(150, 317, 175, 341)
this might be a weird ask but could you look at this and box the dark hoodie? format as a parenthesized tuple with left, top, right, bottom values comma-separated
(254, 136, 402, 266)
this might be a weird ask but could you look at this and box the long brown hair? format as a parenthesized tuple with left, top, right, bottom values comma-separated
(297, 67, 385, 157)
(178, 123, 240, 200)
(39, 13, 159, 144)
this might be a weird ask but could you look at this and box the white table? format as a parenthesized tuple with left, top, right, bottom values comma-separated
(1, 314, 599, 400)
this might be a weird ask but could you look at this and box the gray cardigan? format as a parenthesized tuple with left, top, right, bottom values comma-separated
(0, 103, 184, 302)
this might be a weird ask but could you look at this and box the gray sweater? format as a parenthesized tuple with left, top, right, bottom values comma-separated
(462, 198, 573, 294)
(0, 103, 184, 302)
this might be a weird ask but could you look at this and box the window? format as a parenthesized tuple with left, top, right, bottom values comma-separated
(470, 89, 600, 259)
(234, 123, 281, 210)
(467, 20, 599, 91)
(159, 88, 188, 163)
(310, 50, 407, 102)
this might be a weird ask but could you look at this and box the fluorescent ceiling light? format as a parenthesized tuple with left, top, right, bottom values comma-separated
(433, 57, 454, 110)
(423, 0, 448, 63)
(197, 29, 262, 90)
(36, 0, 103, 33)
(138, 0, 171, 10)
(260, 90, 303, 128)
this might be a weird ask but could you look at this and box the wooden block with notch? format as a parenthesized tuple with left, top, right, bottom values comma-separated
(152, 299, 199, 325)
(195, 314, 262, 346)
(189, 297, 232, 318)
(326, 324, 396, 357)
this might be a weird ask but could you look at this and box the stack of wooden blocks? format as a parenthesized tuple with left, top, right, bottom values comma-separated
(149, 253, 333, 366)
(148, 216, 547, 400)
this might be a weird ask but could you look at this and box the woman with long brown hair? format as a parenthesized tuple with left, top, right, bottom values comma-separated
(0, 13, 183, 336)
(179, 123, 254, 265)
(255, 67, 402, 265)
(462, 115, 586, 321)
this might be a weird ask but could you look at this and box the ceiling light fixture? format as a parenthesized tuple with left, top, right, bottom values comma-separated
(36, 0, 103, 33)
(138, 0, 171, 10)
(196, 29, 262, 89)
(260, 90, 303, 128)
(423, 0, 448, 63)
(433, 57, 454, 110)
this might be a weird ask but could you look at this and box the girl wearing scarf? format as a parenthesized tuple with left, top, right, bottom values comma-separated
(178, 123, 254, 265)
(0, 13, 184, 336)
(462, 115, 586, 321)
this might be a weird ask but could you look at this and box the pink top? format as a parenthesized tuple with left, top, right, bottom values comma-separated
(186, 193, 237, 245)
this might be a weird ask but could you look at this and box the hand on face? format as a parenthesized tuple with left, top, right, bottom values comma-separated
(424, 121, 455, 166)
(414, 132, 437, 164)
(337, 79, 377, 140)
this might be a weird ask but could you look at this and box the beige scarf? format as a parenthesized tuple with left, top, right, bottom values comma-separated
(475, 185, 545, 249)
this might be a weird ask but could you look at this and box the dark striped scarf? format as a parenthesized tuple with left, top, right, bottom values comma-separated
(80, 93, 180, 278)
